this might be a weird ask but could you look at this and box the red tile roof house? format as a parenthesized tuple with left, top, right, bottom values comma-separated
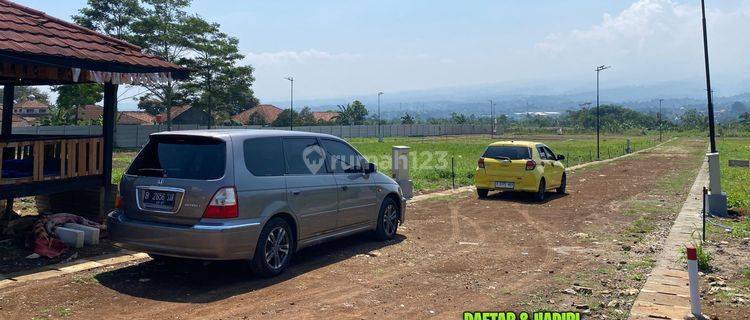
(74, 104, 103, 121)
(156, 105, 210, 125)
(118, 111, 155, 125)
(232, 104, 283, 125)
(313, 111, 340, 123)
(12, 98, 49, 117)
(0, 107, 31, 127)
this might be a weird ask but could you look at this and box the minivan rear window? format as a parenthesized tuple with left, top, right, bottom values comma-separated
(127, 136, 226, 180)
(483, 146, 531, 160)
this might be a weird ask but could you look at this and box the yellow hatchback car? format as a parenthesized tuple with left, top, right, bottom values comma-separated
(475, 141, 567, 200)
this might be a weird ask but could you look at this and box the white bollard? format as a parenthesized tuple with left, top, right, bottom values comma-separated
(686, 245, 702, 317)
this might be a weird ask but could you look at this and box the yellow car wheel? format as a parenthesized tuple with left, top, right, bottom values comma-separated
(535, 179, 546, 201)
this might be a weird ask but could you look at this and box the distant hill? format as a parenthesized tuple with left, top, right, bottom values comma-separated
(266, 79, 750, 122)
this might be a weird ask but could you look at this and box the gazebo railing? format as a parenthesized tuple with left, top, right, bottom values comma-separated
(0, 136, 103, 185)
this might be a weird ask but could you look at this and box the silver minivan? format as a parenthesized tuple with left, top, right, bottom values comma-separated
(108, 130, 405, 276)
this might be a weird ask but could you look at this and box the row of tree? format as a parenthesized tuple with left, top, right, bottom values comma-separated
(39, 0, 258, 127)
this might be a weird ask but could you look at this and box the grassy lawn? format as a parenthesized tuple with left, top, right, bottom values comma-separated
(112, 134, 660, 192)
(718, 137, 750, 210)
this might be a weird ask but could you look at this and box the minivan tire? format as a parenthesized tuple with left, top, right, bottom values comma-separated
(251, 217, 294, 277)
(535, 179, 546, 202)
(374, 197, 400, 241)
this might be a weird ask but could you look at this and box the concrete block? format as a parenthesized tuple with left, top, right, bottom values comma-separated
(63, 223, 100, 245)
(729, 159, 749, 167)
(55, 226, 84, 248)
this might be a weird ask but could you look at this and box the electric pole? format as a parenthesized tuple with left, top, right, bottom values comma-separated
(284, 76, 294, 130)
(595, 65, 611, 160)
(378, 92, 384, 142)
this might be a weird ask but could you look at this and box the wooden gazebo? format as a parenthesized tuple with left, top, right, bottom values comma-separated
(0, 0, 188, 218)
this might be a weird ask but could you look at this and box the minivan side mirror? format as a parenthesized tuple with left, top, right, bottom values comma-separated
(557, 154, 565, 161)
(365, 162, 377, 174)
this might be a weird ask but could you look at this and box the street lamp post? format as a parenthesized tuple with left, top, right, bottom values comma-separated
(658, 98, 664, 142)
(489, 100, 495, 138)
(378, 92, 384, 142)
(284, 76, 294, 130)
(700, 0, 727, 217)
(595, 65, 610, 160)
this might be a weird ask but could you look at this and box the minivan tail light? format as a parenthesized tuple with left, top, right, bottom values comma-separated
(525, 160, 537, 171)
(203, 187, 238, 219)
(478, 157, 485, 169)
(115, 195, 123, 209)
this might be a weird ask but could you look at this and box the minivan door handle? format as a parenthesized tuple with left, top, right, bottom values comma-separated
(292, 190, 301, 195)
(341, 185, 348, 191)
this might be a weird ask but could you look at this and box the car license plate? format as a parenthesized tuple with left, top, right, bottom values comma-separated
(142, 190, 176, 211)
(494, 181, 515, 189)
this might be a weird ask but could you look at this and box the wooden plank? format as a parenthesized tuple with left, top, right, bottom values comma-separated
(33, 141, 42, 181)
(59, 140, 66, 178)
(0, 145, 4, 183)
(77, 139, 87, 176)
(88, 138, 96, 175)
(98, 138, 103, 175)
(67, 140, 76, 178)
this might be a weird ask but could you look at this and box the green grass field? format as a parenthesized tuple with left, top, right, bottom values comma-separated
(112, 134, 660, 192)
(717, 137, 750, 210)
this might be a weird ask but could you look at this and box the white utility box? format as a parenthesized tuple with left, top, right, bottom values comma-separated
(392, 146, 413, 199)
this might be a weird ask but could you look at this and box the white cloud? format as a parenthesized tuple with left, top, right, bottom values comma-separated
(533, 0, 750, 84)
(244, 49, 363, 66)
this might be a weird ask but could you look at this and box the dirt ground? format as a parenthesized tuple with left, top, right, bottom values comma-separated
(0, 139, 708, 320)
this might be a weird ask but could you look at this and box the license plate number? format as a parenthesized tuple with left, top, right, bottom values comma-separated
(494, 181, 515, 189)
(142, 190, 176, 211)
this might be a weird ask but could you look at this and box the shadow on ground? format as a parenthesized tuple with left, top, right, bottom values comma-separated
(95, 233, 405, 303)
(479, 191, 568, 204)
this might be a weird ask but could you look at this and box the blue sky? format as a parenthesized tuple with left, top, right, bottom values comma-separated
(15, 0, 750, 108)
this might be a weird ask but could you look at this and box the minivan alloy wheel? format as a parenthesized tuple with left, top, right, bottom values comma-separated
(383, 203, 398, 236)
(264, 227, 290, 270)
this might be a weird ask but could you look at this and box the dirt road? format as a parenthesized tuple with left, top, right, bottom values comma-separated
(0, 139, 706, 320)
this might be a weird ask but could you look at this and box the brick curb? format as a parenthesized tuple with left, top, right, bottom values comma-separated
(0, 251, 149, 290)
(629, 154, 708, 319)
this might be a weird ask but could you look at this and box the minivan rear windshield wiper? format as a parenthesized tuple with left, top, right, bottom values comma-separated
(137, 168, 166, 177)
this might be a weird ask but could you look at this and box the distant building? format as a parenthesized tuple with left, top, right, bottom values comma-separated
(118, 111, 156, 125)
(156, 105, 210, 125)
(232, 104, 283, 125)
(12, 97, 49, 117)
(0, 107, 31, 127)
(313, 111, 339, 123)
(74, 104, 103, 122)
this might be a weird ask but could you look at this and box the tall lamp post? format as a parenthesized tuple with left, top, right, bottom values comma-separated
(284, 76, 294, 130)
(378, 91, 384, 142)
(489, 100, 495, 138)
(700, 0, 727, 216)
(595, 65, 610, 160)
(658, 98, 664, 142)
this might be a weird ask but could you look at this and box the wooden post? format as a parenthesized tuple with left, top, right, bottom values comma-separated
(2, 85, 13, 138)
(101, 83, 118, 218)
(2, 85, 14, 219)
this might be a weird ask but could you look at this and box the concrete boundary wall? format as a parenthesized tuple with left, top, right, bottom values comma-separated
(13, 124, 492, 148)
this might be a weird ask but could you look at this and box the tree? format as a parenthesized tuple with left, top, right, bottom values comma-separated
(247, 112, 268, 126)
(272, 109, 302, 127)
(0, 86, 49, 104)
(52, 84, 103, 124)
(451, 112, 468, 124)
(73, 0, 144, 41)
(678, 109, 708, 130)
(128, 0, 200, 130)
(337, 100, 368, 125)
(401, 113, 415, 124)
(739, 112, 750, 126)
(182, 26, 258, 126)
(298, 107, 316, 126)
